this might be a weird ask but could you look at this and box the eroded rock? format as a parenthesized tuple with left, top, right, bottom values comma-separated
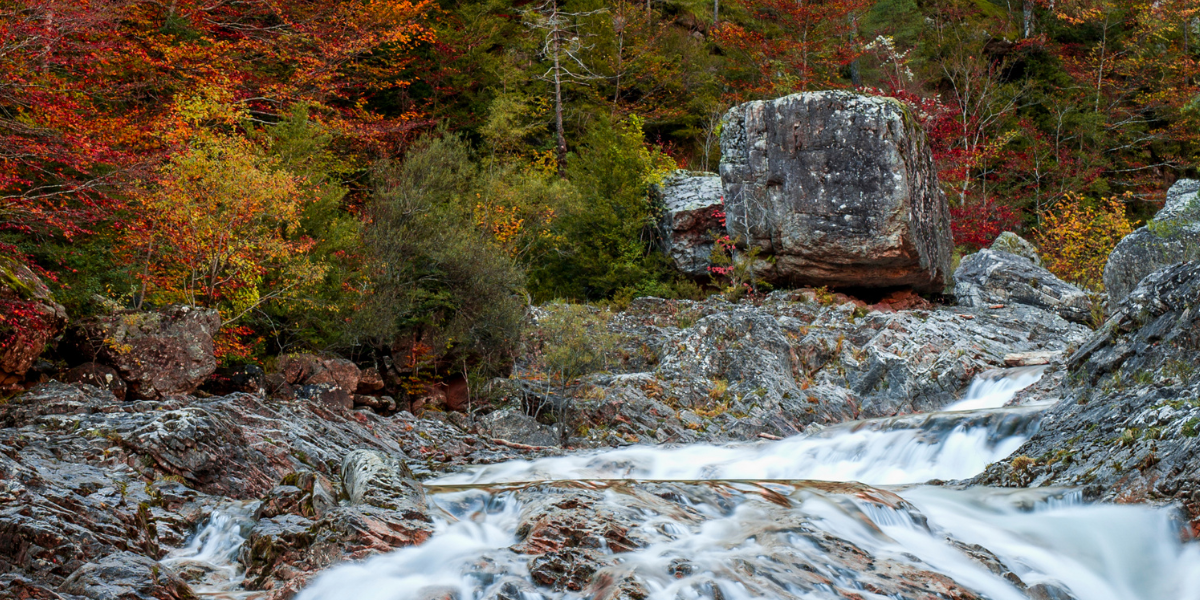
(974, 261, 1200, 518)
(1104, 179, 1200, 306)
(653, 170, 724, 278)
(58, 551, 194, 600)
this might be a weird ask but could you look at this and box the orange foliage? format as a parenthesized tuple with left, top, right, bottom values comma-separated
(1035, 192, 1135, 291)
(121, 107, 324, 318)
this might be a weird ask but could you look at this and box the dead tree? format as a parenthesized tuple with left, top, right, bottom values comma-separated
(526, 0, 604, 176)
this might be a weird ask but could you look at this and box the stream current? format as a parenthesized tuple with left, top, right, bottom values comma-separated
(177, 367, 1200, 600)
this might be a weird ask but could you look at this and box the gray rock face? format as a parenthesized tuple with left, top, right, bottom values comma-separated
(974, 261, 1200, 516)
(954, 249, 1095, 324)
(506, 293, 1087, 447)
(719, 91, 953, 292)
(1104, 179, 1200, 306)
(63, 305, 220, 399)
(653, 170, 724, 278)
(0, 381, 549, 597)
(990, 231, 1041, 266)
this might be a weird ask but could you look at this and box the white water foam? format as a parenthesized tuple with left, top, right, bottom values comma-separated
(434, 411, 1031, 486)
(296, 484, 1200, 600)
(278, 368, 1200, 600)
(943, 365, 1047, 411)
(162, 503, 260, 598)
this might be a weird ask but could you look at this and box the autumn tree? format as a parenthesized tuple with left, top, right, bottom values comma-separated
(121, 97, 324, 325)
(714, 0, 870, 98)
(1035, 192, 1134, 291)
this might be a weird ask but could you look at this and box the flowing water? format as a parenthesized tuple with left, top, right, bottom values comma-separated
(162, 502, 260, 599)
(179, 368, 1200, 600)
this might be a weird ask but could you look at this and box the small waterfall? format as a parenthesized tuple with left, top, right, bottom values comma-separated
(943, 366, 1047, 411)
(162, 503, 260, 598)
(283, 366, 1200, 600)
(296, 483, 1200, 600)
(435, 405, 1040, 486)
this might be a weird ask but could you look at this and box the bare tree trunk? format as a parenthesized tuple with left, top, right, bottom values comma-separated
(713, 0, 719, 25)
(612, 22, 624, 117)
(551, 2, 568, 176)
(1022, 0, 1034, 38)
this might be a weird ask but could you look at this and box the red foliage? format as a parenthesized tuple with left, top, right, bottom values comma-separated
(715, 0, 869, 98)
(950, 197, 1020, 250)
(1, 0, 435, 267)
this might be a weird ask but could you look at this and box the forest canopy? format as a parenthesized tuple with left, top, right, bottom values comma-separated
(2, 0, 1198, 365)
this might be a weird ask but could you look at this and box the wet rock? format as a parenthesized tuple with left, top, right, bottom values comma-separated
(58, 551, 194, 600)
(61, 363, 127, 401)
(990, 231, 1041, 266)
(244, 514, 316, 577)
(202, 365, 265, 396)
(719, 91, 953, 292)
(479, 408, 558, 447)
(1104, 179, 1200, 306)
(975, 261, 1200, 515)
(528, 549, 603, 592)
(511, 486, 645, 555)
(954, 249, 1094, 324)
(62, 306, 220, 400)
(340, 450, 427, 516)
(1028, 583, 1079, 600)
(653, 170, 724, 278)
(0, 258, 68, 388)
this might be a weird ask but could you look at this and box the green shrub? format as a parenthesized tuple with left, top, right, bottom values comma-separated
(354, 131, 526, 379)
(528, 117, 677, 302)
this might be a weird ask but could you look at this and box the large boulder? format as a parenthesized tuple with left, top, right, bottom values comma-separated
(62, 305, 220, 399)
(954, 248, 1095, 324)
(653, 170, 724, 278)
(719, 91, 953, 292)
(1104, 179, 1200, 306)
(0, 257, 68, 387)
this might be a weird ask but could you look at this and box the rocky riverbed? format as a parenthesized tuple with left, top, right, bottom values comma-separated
(4, 254, 1200, 599)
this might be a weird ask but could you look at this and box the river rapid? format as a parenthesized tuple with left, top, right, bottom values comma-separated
(177, 367, 1200, 600)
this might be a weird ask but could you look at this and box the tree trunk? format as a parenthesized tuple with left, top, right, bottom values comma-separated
(1022, 1, 1034, 38)
(551, 1, 568, 177)
(713, 0, 719, 25)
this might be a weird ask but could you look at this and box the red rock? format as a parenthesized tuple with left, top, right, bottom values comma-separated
(356, 367, 385, 394)
(60, 362, 126, 400)
(61, 305, 220, 400)
(0, 259, 67, 388)
(277, 354, 360, 394)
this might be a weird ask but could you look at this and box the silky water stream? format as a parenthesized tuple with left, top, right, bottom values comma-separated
(183, 368, 1200, 600)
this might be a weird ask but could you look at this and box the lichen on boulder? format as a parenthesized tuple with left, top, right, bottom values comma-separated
(719, 91, 953, 292)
